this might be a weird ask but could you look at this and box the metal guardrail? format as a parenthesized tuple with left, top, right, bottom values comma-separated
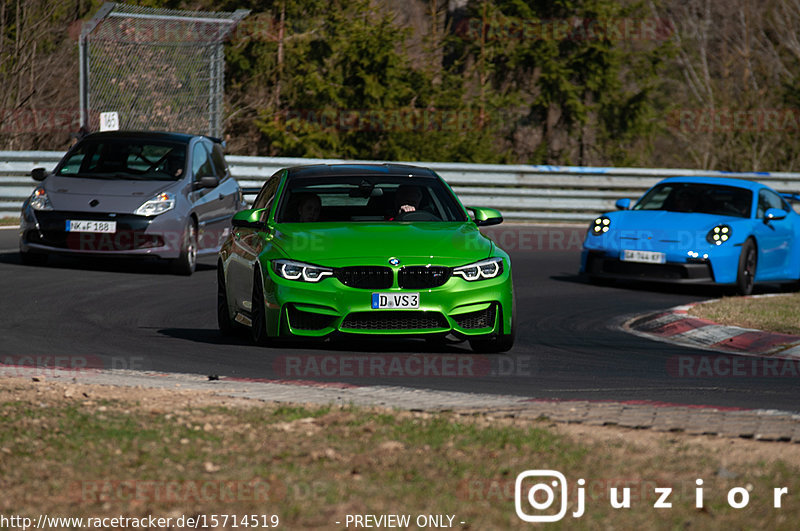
(3, 150, 800, 221)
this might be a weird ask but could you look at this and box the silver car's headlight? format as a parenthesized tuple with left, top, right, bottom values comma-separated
(134, 192, 175, 216)
(453, 257, 503, 281)
(29, 187, 53, 211)
(272, 259, 333, 282)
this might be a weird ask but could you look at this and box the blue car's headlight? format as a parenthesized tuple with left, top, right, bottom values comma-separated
(29, 187, 53, 211)
(273, 259, 333, 282)
(590, 216, 611, 235)
(453, 257, 503, 281)
(706, 224, 731, 245)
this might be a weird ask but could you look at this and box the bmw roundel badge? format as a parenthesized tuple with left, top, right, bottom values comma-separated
(388, 257, 400, 266)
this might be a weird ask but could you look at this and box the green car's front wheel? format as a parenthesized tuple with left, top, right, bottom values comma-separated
(468, 299, 515, 353)
(251, 268, 272, 346)
(217, 264, 236, 336)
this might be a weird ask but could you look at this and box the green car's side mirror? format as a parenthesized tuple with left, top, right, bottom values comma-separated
(231, 208, 267, 229)
(467, 206, 504, 227)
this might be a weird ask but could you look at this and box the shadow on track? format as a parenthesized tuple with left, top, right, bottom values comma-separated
(550, 272, 792, 298)
(157, 327, 472, 353)
(0, 250, 215, 275)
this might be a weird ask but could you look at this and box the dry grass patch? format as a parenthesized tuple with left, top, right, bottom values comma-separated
(690, 294, 800, 336)
(1, 377, 800, 529)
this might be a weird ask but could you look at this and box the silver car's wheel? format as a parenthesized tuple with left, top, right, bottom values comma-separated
(171, 221, 197, 276)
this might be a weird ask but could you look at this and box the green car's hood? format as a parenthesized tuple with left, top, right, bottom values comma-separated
(271, 222, 495, 266)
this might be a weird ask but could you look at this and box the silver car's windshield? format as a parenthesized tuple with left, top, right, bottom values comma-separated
(56, 138, 187, 181)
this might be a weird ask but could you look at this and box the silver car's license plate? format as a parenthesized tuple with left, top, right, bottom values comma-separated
(622, 249, 665, 264)
(371, 293, 419, 309)
(66, 220, 117, 233)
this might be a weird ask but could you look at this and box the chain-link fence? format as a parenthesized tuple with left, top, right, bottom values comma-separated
(80, 3, 249, 137)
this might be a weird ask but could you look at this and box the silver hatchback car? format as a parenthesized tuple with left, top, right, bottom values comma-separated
(19, 131, 245, 274)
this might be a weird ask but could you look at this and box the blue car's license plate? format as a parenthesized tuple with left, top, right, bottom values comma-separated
(622, 250, 666, 264)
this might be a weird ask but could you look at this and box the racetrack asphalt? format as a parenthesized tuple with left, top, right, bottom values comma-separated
(1, 224, 799, 413)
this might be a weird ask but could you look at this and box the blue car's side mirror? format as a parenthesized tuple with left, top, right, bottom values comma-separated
(615, 198, 631, 210)
(764, 208, 787, 222)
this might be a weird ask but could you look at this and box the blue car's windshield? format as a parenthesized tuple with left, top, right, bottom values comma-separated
(276, 175, 467, 223)
(56, 138, 187, 181)
(634, 183, 752, 218)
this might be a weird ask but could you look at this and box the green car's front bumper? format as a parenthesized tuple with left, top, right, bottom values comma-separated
(257, 259, 513, 340)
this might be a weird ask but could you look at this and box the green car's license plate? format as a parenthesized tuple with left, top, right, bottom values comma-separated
(371, 293, 419, 309)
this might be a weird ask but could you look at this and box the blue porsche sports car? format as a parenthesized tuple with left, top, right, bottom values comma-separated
(580, 176, 800, 295)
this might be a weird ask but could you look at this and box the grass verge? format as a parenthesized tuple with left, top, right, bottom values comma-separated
(690, 294, 800, 336)
(2, 377, 800, 529)
(0, 217, 18, 226)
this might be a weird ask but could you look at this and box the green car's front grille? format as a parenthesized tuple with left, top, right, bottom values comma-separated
(334, 266, 393, 289)
(342, 311, 448, 330)
(397, 266, 451, 289)
(454, 305, 496, 329)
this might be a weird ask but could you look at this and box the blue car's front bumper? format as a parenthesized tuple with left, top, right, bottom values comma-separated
(580, 238, 743, 285)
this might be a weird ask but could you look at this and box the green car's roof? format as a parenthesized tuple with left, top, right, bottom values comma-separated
(286, 163, 438, 179)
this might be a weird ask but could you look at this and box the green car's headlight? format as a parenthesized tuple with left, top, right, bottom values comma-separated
(590, 216, 611, 235)
(29, 187, 53, 211)
(453, 257, 503, 281)
(134, 192, 176, 216)
(273, 259, 333, 282)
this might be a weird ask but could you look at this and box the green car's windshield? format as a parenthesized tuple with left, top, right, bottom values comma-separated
(56, 138, 187, 181)
(276, 175, 467, 223)
(634, 183, 753, 218)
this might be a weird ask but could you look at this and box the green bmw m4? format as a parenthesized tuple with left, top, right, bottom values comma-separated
(217, 163, 515, 352)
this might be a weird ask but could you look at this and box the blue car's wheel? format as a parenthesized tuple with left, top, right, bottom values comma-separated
(736, 238, 757, 296)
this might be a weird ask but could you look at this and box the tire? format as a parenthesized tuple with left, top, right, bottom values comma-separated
(171, 220, 197, 276)
(736, 238, 757, 296)
(19, 251, 48, 266)
(217, 264, 236, 336)
(468, 299, 516, 354)
(251, 268, 271, 346)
